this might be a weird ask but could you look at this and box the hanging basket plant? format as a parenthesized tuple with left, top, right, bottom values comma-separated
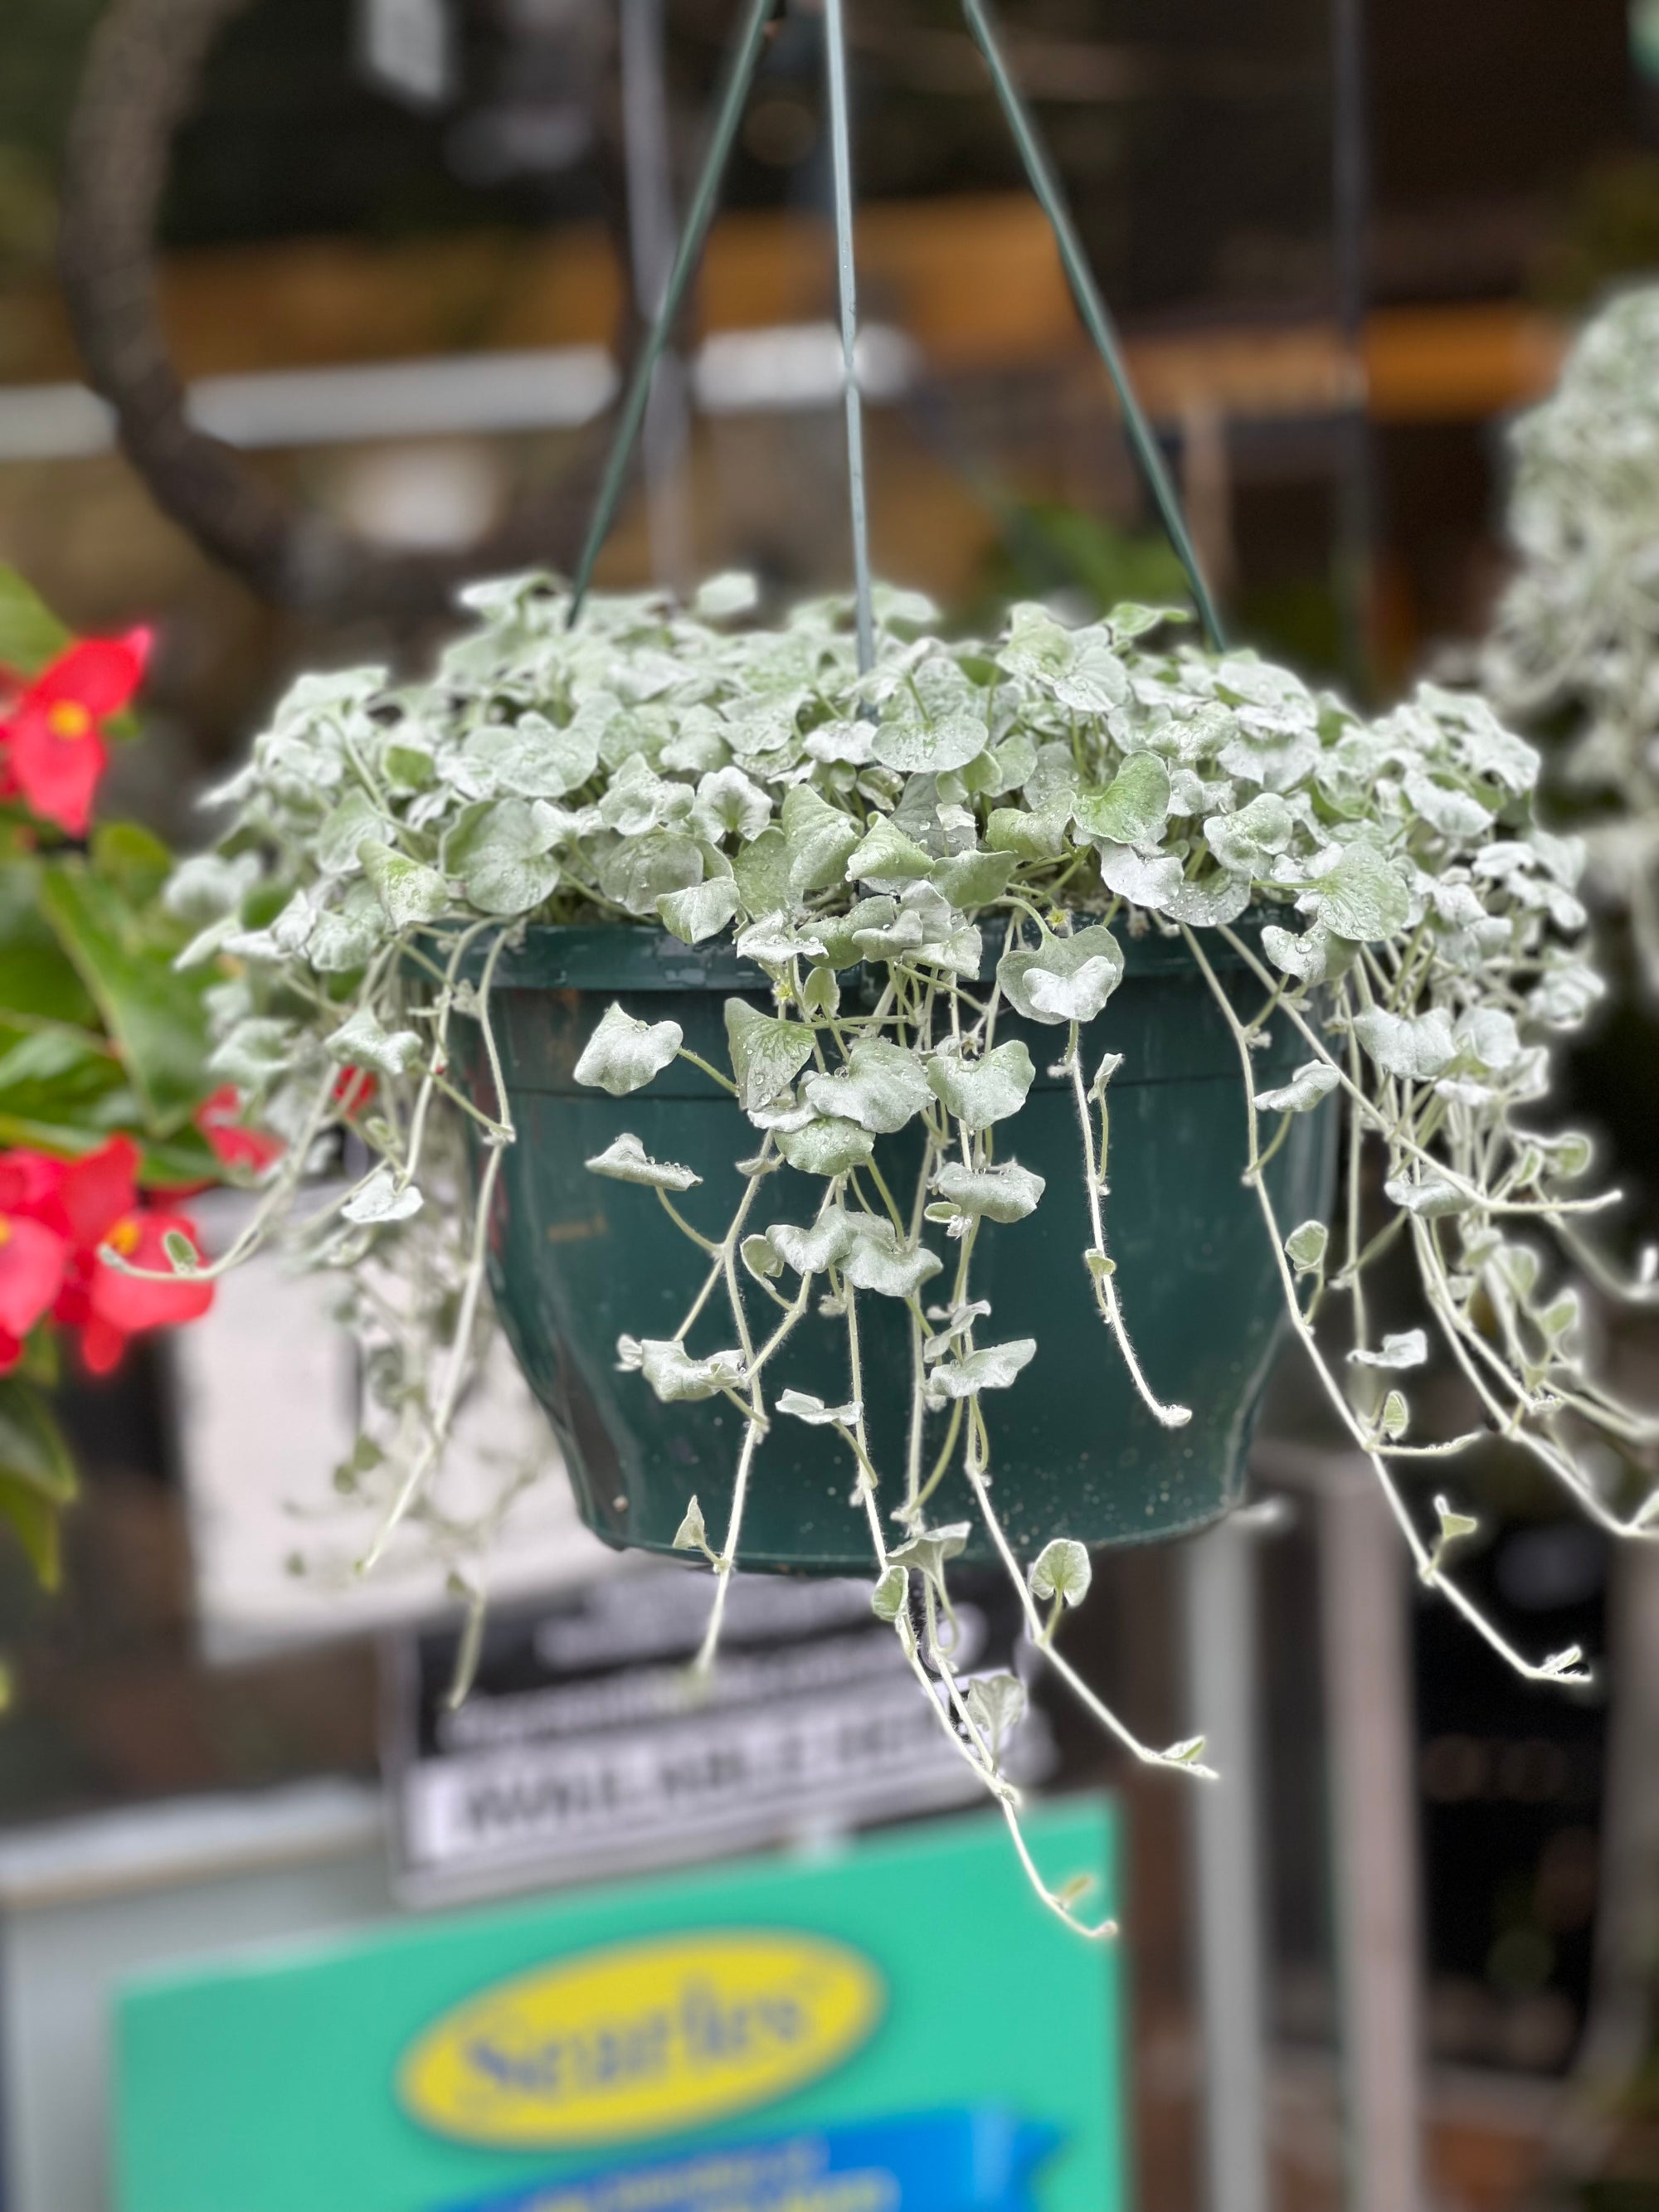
(114, 0, 1659, 1932)
(163, 570, 1658, 1930)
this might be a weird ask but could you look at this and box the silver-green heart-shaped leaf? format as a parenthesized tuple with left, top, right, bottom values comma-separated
(870, 1564, 909, 1621)
(839, 1218, 943, 1300)
(585, 1133, 701, 1192)
(985, 803, 1069, 862)
(317, 790, 393, 876)
(1094, 842, 1185, 912)
(964, 1671, 1028, 1753)
(870, 712, 989, 775)
(325, 1005, 424, 1077)
(925, 1039, 1035, 1130)
(464, 714, 600, 800)
(845, 816, 937, 887)
(1030, 1537, 1092, 1606)
(635, 1339, 746, 1403)
(1303, 842, 1412, 942)
(693, 571, 759, 619)
(574, 1003, 684, 1096)
(442, 798, 562, 915)
(1253, 1062, 1340, 1113)
(930, 1160, 1045, 1223)
(776, 1389, 860, 1427)
(1351, 1008, 1455, 1081)
(997, 925, 1124, 1026)
(766, 1214, 859, 1277)
(659, 877, 742, 945)
(689, 765, 772, 844)
(732, 824, 792, 916)
(1285, 1219, 1329, 1276)
(341, 1165, 424, 1224)
(672, 1495, 709, 1552)
(1072, 753, 1172, 847)
(724, 1000, 816, 1113)
(776, 1118, 875, 1176)
(929, 849, 1015, 907)
(1347, 1329, 1429, 1370)
(886, 1523, 971, 1592)
(359, 842, 449, 930)
(781, 783, 862, 894)
(924, 1337, 1037, 1401)
(804, 1038, 933, 1134)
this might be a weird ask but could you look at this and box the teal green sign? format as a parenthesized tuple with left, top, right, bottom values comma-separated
(117, 1800, 1121, 2212)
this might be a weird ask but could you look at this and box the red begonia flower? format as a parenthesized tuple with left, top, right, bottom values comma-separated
(85, 1209, 212, 1370)
(0, 1150, 69, 1222)
(0, 630, 152, 837)
(195, 1085, 284, 1173)
(333, 1066, 377, 1118)
(53, 1135, 141, 1252)
(0, 1213, 69, 1344)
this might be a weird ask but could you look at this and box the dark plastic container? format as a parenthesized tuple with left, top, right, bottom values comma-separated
(454, 922, 1333, 1572)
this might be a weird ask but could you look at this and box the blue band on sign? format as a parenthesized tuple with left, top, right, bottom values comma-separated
(442, 2107, 1063, 2212)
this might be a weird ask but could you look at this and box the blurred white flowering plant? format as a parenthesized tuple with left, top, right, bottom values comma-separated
(1486, 284, 1659, 995)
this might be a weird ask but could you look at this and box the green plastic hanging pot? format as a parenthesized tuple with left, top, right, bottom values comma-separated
(453, 922, 1334, 1573)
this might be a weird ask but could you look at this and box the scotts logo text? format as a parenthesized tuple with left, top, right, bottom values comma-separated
(400, 1930, 884, 2146)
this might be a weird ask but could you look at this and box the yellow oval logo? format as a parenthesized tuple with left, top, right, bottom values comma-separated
(400, 1929, 884, 2148)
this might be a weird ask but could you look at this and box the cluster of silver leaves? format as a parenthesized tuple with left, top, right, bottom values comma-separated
(1486, 284, 1659, 994)
(163, 571, 1657, 1933)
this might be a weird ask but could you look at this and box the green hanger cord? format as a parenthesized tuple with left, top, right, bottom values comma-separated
(570, 0, 1225, 654)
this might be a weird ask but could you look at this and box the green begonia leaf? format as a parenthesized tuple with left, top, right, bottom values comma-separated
(0, 1378, 75, 1589)
(0, 569, 70, 673)
(39, 861, 212, 1135)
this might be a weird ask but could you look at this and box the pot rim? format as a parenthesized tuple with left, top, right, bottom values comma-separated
(440, 911, 1288, 994)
